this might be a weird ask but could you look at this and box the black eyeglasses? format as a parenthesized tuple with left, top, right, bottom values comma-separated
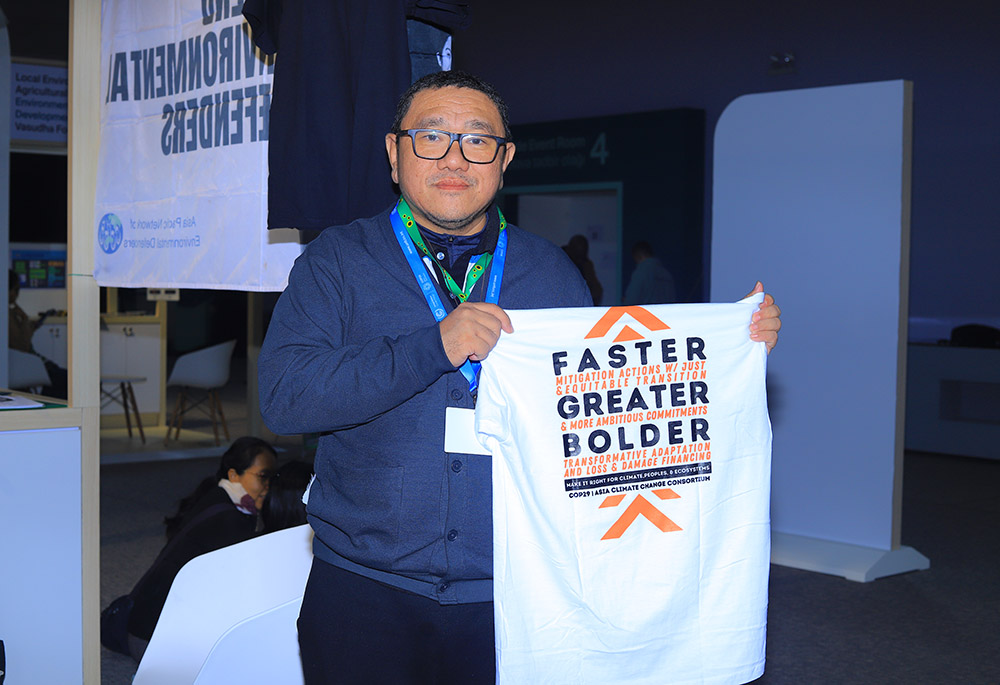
(247, 471, 272, 482)
(396, 129, 508, 164)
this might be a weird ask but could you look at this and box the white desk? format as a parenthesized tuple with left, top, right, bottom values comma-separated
(905, 344, 1000, 459)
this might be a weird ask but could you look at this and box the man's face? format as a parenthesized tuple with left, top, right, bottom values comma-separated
(385, 86, 516, 235)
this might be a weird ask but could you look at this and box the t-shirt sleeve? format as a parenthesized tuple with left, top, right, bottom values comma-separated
(243, 0, 281, 55)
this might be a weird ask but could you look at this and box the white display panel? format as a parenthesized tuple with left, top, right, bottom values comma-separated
(712, 80, 927, 580)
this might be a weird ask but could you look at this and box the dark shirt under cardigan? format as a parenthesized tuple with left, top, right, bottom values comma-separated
(257, 204, 591, 604)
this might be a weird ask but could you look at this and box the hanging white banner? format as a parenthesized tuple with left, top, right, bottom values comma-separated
(94, 0, 302, 291)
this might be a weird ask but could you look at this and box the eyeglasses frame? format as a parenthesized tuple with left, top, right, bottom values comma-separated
(395, 128, 509, 165)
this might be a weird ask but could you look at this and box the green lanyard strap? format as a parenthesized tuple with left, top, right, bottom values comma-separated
(396, 198, 506, 303)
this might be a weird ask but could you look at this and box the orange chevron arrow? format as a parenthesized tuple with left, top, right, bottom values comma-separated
(585, 306, 671, 340)
(600, 491, 682, 540)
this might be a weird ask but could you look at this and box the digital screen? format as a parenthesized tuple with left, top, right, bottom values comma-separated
(11, 248, 66, 288)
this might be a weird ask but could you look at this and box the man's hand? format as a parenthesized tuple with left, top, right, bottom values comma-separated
(746, 281, 781, 354)
(439, 302, 513, 367)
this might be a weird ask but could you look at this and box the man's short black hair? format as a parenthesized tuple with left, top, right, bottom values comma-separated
(391, 70, 512, 139)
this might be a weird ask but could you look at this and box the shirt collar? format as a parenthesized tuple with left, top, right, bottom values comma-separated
(416, 204, 501, 258)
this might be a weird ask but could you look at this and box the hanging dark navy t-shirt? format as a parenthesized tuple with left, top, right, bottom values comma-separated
(243, 0, 471, 231)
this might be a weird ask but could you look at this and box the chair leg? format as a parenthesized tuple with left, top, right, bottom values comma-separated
(126, 381, 146, 444)
(208, 389, 220, 446)
(175, 391, 188, 441)
(166, 390, 183, 445)
(213, 390, 230, 443)
(120, 382, 133, 438)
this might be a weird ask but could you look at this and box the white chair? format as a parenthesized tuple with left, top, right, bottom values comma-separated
(8, 349, 51, 394)
(165, 339, 237, 446)
(193, 599, 304, 685)
(133, 524, 313, 685)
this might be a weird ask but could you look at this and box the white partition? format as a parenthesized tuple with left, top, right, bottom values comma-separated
(712, 80, 928, 581)
(133, 524, 313, 685)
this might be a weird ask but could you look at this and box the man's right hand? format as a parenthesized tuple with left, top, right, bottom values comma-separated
(439, 302, 513, 367)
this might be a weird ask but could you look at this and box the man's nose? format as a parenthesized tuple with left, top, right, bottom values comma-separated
(437, 138, 469, 169)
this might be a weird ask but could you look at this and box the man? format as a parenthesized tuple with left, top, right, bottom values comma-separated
(258, 71, 781, 684)
(624, 240, 676, 305)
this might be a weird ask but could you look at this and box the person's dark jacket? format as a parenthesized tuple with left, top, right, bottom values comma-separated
(258, 204, 591, 605)
(127, 486, 257, 640)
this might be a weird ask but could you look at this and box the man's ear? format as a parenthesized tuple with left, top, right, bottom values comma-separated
(497, 141, 516, 190)
(385, 132, 400, 185)
(500, 141, 516, 174)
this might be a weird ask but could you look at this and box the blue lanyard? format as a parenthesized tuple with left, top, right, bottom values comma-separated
(390, 203, 507, 392)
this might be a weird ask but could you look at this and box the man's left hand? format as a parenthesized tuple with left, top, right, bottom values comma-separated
(746, 281, 781, 354)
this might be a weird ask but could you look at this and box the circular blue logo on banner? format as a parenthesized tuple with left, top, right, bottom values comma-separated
(97, 213, 123, 254)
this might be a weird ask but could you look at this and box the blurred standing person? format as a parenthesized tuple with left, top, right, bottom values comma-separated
(624, 241, 676, 305)
(563, 234, 603, 305)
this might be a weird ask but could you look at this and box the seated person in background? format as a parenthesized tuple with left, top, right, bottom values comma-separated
(262, 459, 314, 533)
(126, 436, 277, 661)
(8, 269, 67, 398)
(8, 269, 39, 353)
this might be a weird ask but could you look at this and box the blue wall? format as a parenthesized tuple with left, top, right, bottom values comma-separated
(457, 0, 999, 330)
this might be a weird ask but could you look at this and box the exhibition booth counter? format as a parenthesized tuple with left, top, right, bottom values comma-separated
(0, 393, 86, 683)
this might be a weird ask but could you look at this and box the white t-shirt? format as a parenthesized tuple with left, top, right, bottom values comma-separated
(476, 297, 771, 685)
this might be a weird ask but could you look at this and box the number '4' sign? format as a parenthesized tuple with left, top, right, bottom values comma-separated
(589, 132, 609, 165)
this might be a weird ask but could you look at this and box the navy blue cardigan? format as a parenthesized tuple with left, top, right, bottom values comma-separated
(258, 205, 591, 603)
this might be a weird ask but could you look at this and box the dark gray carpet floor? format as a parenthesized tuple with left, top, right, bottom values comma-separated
(758, 452, 1000, 684)
(100, 451, 1000, 684)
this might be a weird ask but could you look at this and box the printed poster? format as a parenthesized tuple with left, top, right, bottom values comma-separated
(94, 0, 302, 291)
(477, 299, 772, 684)
(11, 62, 68, 145)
